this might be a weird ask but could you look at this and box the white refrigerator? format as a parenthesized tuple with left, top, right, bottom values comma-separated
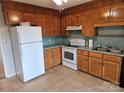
(10, 26, 45, 82)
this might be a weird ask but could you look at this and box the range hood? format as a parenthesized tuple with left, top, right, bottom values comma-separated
(66, 25, 82, 31)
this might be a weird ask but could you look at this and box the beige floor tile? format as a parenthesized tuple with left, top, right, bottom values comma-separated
(0, 65, 124, 92)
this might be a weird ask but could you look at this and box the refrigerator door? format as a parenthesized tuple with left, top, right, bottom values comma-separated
(16, 26, 42, 44)
(20, 42, 45, 82)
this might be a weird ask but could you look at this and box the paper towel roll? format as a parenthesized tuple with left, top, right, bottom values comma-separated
(89, 39, 94, 48)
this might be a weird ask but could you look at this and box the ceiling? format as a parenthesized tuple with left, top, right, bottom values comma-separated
(12, 0, 93, 10)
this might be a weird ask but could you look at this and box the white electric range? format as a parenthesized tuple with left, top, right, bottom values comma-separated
(62, 39, 85, 70)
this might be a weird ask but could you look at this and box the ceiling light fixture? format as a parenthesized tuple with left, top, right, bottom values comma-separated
(53, 0, 68, 12)
(53, 0, 68, 5)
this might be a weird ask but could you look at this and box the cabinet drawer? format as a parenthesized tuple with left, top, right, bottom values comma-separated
(53, 47, 61, 53)
(78, 55, 89, 62)
(103, 54, 122, 62)
(45, 48, 52, 53)
(78, 50, 89, 56)
(89, 52, 103, 59)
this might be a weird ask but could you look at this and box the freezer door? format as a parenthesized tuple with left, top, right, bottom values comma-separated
(17, 26, 42, 44)
(20, 42, 45, 82)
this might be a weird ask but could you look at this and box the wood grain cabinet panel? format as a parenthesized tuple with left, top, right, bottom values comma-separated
(36, 14, 47, 37)
(81, 10, 95, 37)
(89, 57, 102, 77)
(46, 15, 54, 36)
(53, 16, 61, 36)
(111, 3, 124, 22)
(89, 52, 103, 59)
(77, 50, 89, 56)
(44, 47, 61, 70)
(102, 61, 121, 84)
(78, 55, 89, 72)
(23, 13, 37, 25)
(53, 47, 62, 66)
(44, 49, 53, 70)
(4, 10, 22, 25)
(94, 6, 110, 23)
(103, 54, 122, 62)
(61, 16, 67, 36)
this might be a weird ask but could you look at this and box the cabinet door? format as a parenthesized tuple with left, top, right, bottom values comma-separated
(94, 6, 110, 23)
(23, 13, 36, 25)
(4, 10, 22, 25)
(53, 16, 61, 36)
(36, 15, 47, 37)
(53, 47, 61, 66)
(61, 16, 66, 36)
(77, 55, 89, 72)
(44, 50, 53, 69)
(81, 10, 95, 37)
(89, 57, 102, 77)
(46, 15, 54, 36)
(65, 15, 72, 26)
(111, 3, 124, 22)
(102, 61, 120, 84)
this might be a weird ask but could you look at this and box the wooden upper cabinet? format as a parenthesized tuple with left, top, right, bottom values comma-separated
(23, 13, 36, 25)
(81, 10, 95, 37)
(65, 15, 72, 26)
(61, 16, 67, 36)
(36, 14, 47, 37)
(94, 6, 110, 24)
(102, 61, 121, 84)
(111, 3, 124, 22)
(65, 14, 80, 26)
(53, 15, 61, 36)
(46, 15, 54, 36)
(4, 10, 22, 25)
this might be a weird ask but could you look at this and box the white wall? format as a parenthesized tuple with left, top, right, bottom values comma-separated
(0, 4, 16, 78)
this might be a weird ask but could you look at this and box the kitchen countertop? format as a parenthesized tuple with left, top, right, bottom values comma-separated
(78, 47, 124, 57)
(43, 44, 124, 57)
(43, 43, 63, 50)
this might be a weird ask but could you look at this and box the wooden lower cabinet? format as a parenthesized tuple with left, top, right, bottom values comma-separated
(77, 55, 89, 72)
(44, 50, 53, 69)
(44, 47, 61, 70)
(53, 47, 62, 66)
(78, 49, 122, 84)
(89, 57, 102, 77)
(102, 61, 121, 84)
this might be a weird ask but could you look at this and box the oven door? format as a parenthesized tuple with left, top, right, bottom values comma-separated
(62, 47, 77, 64)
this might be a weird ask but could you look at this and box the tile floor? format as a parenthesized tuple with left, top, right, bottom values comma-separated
(0, 65, 124, 92)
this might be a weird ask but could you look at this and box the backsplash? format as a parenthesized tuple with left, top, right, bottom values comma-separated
(94, 26, 124, 49)
(63, 27, 124, 49)
(97, 26, 124, 36)
(43, 36, 63, 46)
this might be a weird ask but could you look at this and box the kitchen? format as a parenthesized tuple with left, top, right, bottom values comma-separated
(0, 0, 124, 92)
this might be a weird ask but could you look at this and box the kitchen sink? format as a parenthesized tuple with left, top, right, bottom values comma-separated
(92, 47, 123, 54)
(92, 47, 110, 52)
